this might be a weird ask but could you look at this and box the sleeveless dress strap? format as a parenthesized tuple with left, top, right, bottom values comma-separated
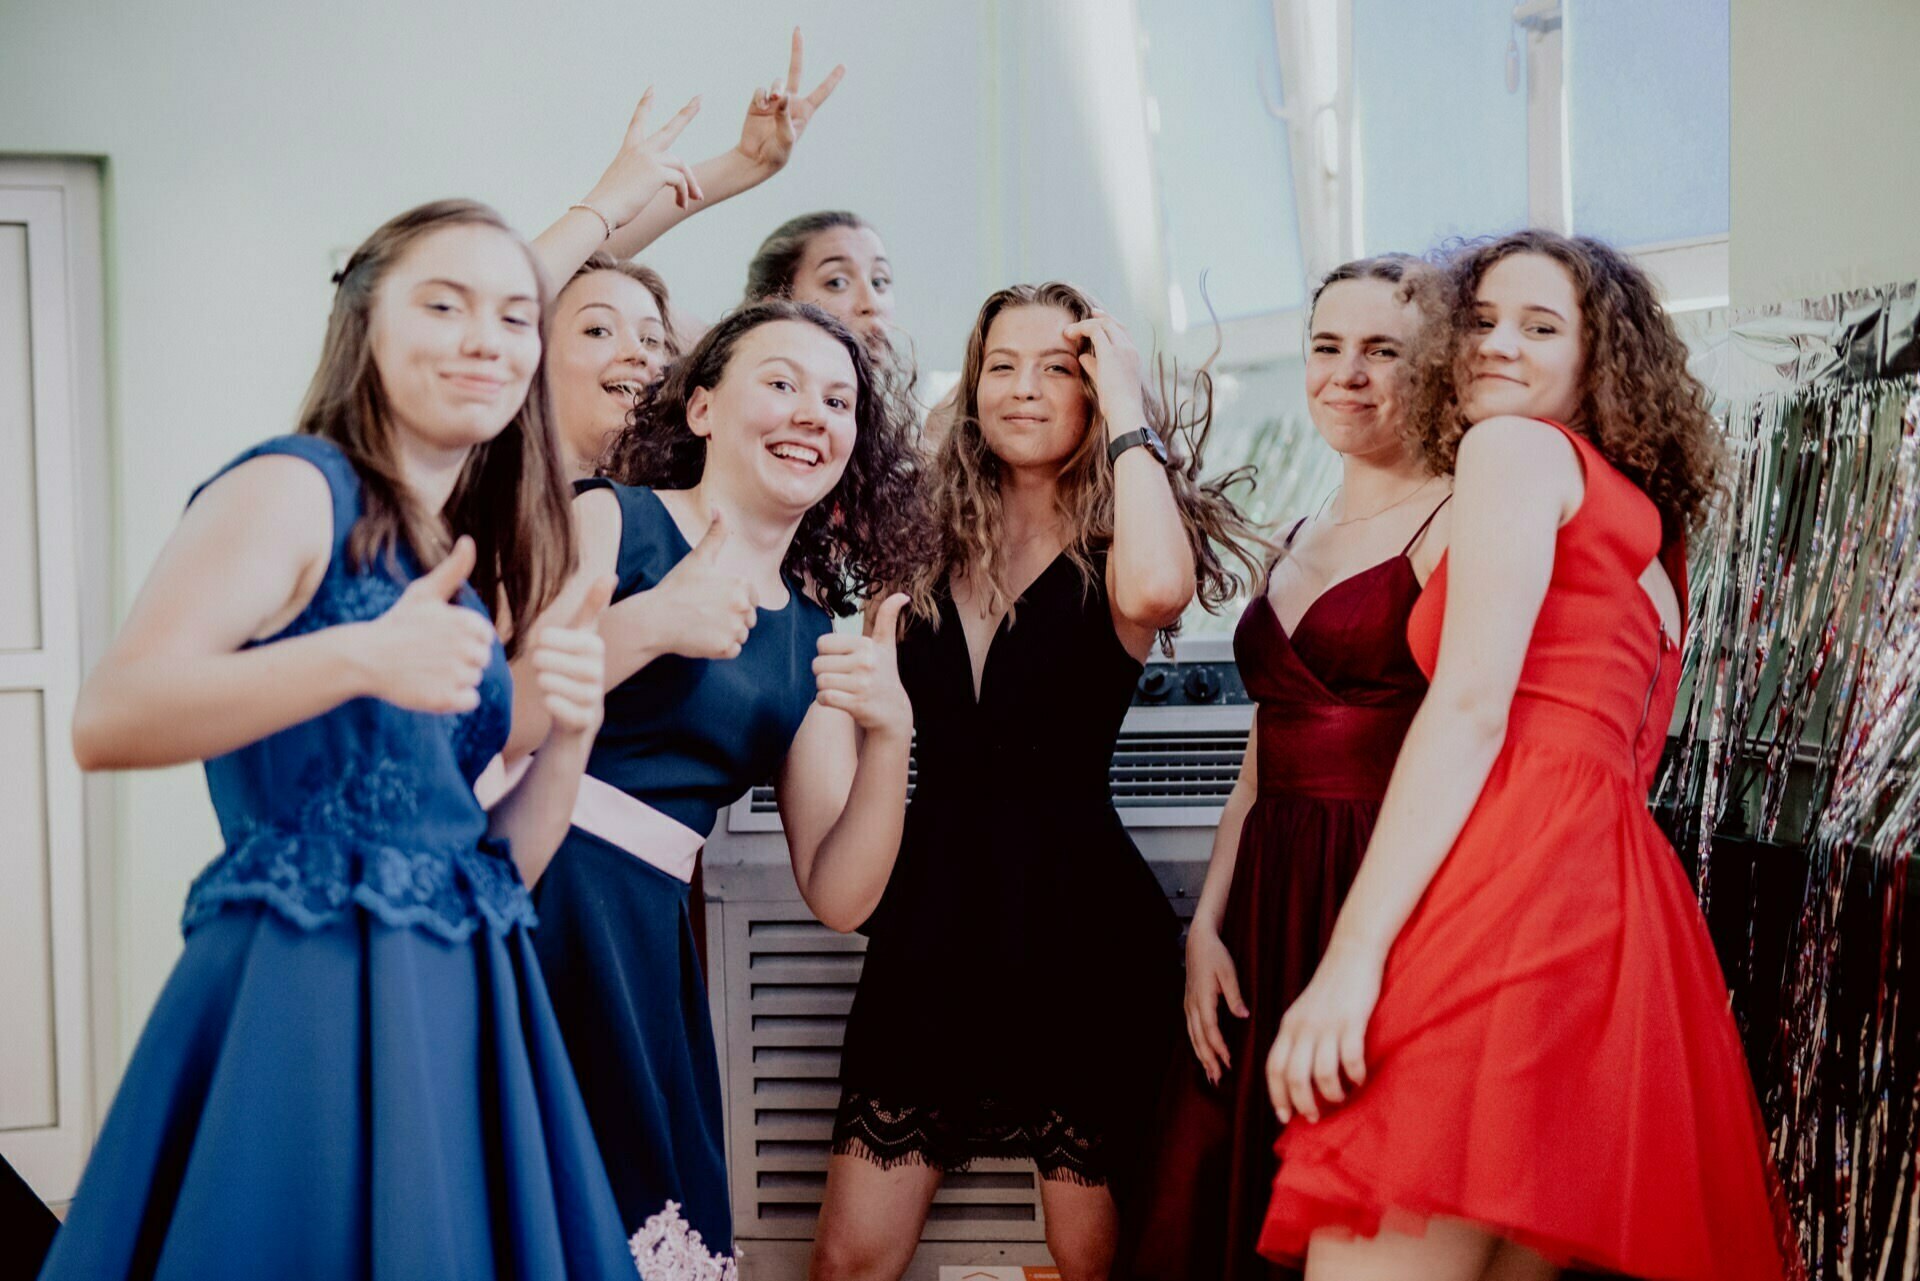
(1400, 493, 1453, 556)
(1263, 517, 1310, 591)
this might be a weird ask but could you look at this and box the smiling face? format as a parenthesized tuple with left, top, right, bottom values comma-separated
(547, 269, 670, 468)
(367, 222, 542, 451)
(787, 225, 895, 350)
(973, 304, 1092, 472)
(1462, 251, 1586, 425)
(1305, 277, 1421, 460)
(688, 319, 859, 517)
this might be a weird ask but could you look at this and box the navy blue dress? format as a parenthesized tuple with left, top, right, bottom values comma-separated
(532, 482, 831, 1269)
(39, 437, 635, 1281)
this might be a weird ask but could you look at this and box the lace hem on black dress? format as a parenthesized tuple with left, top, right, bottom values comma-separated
(831, 1091, 1111, 1187)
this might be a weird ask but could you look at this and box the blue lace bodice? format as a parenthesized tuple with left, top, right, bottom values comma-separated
(179, 436, 530, 942)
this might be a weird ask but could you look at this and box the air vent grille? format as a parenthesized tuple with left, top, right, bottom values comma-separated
(746, 728, 1245, 815)
(719, 904, 1047, 1241)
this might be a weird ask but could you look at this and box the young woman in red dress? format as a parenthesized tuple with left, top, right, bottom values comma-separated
(1257, 230, 1801, 1281)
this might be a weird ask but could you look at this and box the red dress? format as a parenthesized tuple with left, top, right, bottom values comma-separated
(1258, 423, 1801, 1280)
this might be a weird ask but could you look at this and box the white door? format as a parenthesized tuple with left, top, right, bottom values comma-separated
(0, 174, 99, 1205)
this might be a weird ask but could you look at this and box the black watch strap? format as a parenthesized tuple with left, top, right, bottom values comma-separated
(1107, 426, 1168, 465)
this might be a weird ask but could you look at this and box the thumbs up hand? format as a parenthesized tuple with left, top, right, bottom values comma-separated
(643, 510, 759, 660)
(811, 593, 912, 740)
(529, 574, 617, 743)
(363, 536, 501, 714)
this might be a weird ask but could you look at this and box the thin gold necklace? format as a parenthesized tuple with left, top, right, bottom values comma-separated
(1328, 475, 1438, 527)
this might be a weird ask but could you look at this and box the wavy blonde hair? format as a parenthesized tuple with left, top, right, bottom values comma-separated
(905, 282, 1260, 643)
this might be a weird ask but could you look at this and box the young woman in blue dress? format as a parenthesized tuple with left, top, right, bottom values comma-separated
(41, 199, 638, 1281)
(506, 298, 934, 1276)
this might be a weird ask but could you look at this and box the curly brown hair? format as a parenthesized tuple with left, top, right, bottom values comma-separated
(596, 300, 935, 617)
(904, 282, 1262, 643)
(1413, 229, 1723, 538)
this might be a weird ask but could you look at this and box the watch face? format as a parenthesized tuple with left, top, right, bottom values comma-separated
(1142, 426, 1170, 462)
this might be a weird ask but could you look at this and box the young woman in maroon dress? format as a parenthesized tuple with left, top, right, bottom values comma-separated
(1131, 255, 1450, 1281)
(1258, 231, 1800, 1280)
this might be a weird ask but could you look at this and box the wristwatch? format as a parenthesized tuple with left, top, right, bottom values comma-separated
(1107, 424, 1170, 466)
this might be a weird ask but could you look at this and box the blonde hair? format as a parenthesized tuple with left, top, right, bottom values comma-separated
(905, 282, 1261, 643)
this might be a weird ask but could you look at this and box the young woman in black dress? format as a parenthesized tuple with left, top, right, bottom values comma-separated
(810, 283, 1256, 1281)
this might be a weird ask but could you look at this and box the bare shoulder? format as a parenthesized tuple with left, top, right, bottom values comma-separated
(186, 452, 334, 556)
(571, 485, 625, 578)
(1456, 417, 1583, 496)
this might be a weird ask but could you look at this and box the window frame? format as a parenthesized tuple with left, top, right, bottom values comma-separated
(1153, 0, 1728, 370)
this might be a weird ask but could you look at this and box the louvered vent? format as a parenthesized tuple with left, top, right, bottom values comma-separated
(745, 726, 1245, 816)
(718, 903, 1049, 1241)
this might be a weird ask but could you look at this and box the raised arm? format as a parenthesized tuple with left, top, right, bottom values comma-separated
(73, 456, 497, 770)
(1264, 416, 1583, 1124)
(603, 29, 845, 264)
(776, 594, 912, 933)
(1064, 310, 1196, 658)
(530, 90, 705, 294)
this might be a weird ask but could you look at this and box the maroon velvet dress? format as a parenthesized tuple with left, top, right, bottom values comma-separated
(1131, 501, 1444, 1281)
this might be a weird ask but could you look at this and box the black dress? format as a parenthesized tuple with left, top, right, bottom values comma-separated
(834, 550, 1182, 1187)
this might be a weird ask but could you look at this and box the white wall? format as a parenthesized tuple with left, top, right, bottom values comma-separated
(1730, 0, 1920, 305)
(0, 0, 1046, 1073)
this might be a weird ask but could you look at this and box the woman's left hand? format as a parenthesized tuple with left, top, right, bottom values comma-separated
(1062, 308, 1148, 435)
(1265, 938, 1384, 1124)
(529, 576, 616, 744)
(736, 28, 846, 174)
(811, 593, 911, 741)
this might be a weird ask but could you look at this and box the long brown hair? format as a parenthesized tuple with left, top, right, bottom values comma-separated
(597, 300, 935, 617)
(908, 282, 1261, 642)
(300, 198, 575, 654)
(1415, 229, 1723, 537)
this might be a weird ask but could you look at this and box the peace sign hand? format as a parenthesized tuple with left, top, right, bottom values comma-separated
(736, 28, 846, 173)
(582, 88, 705, 229)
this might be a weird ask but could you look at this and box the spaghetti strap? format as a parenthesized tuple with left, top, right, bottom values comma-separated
(1264, 517, 1311, 592)
(1400, 494, 1452, 556)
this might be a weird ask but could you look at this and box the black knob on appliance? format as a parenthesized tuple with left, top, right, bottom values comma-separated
(1183, 666, 1223, 704)
(1138, 667, 1175, 703)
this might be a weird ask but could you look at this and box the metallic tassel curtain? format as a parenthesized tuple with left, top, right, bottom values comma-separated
(1659, 282, 1920, 1277)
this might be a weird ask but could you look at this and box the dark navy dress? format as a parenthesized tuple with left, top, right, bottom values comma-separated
(39, 437, 636, 1281)
(532, 483, 831, 1270)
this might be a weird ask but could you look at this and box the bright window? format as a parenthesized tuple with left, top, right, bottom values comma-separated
(1567, 0, 1730, 245)
(1351, 0, 1531, 256)
(1136, 0, 1309, 324)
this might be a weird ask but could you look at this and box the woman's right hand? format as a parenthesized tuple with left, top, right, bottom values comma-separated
(580, 88, 705, 229)
(635, 511, 759, 659)
(1184, 924, 1250, 1086)
(356, 536, 499, 714)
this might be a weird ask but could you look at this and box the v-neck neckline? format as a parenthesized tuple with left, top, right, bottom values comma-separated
(1261, 553, 1414, 639)
(946, 548, 1074, 705)
(1254, 555, 1418, 702)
